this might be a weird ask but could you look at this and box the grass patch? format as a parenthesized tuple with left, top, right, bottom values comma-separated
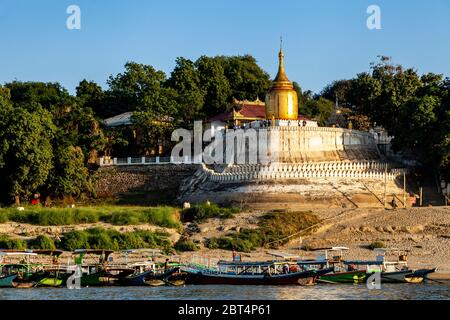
(368, 241, 385, 250)
(206, 211, 320, 253)
(0, 206, 181, 229)
(181, 203, 239, 222)
(59, 228, 172, 251)
(0, 234, 27, 250)
(29, 235, 56, 250)
(174, 239, 199, 252)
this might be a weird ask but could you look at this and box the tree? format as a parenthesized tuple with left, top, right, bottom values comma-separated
(76, 80, 106, 119)
(306, 97, 335, 126)
(105, 62, 167, 117)
(0, 104, 56, 204)
(195, 56, 231, 117)
(5, 81, 74, 117)
(350, 56, 422, 131)
(321, 79, 354, 107)
(132, 86, 180, 155)
(215, 55, 271, 101)
(47, 146, 92, 198)
(166, 57, 205, 125)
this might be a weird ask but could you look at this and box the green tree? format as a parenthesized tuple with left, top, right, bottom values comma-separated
(0, 104, 56, 204)
(321, 79, 354, 107)
(216, 55, 271, 101)
(166, 57, 205, 125)
(47, 146, 93, 198)
(5, 81, 74, 117)
(195, 56, 231, 117)
(306, 97, 335, 126)
(76, 80, 106, 119)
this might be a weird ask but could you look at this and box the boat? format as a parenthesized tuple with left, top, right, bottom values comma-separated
(33, 250, 70, 287)
(119, 264, 180, 286)
(115, 249, 182, 286)
(0, 274, 17, 288)
(72, 249, 117, 287)
(182, 260, 333, 285)
(297, 247, 367, 284)
(343, 248, 436, 284)
(0, 251, 39, 288)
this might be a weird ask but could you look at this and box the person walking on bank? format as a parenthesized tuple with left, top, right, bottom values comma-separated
(391, 196, 398, 209)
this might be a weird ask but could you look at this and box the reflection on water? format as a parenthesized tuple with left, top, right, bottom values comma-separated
(0, 283, 449, 300)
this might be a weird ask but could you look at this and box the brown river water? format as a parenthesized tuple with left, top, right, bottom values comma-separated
(0, 283, 449, 300)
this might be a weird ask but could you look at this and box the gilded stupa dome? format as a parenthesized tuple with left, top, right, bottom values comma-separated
(265, 48, 298, 120)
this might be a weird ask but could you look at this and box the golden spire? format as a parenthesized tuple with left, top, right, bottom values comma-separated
(273, 37, 292, 87)
(265, 40, 298, 120)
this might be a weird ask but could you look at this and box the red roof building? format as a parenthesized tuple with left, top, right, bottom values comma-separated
(209, 98, 312, 126)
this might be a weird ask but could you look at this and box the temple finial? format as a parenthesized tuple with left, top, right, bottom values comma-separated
(280, 36, 283, 52)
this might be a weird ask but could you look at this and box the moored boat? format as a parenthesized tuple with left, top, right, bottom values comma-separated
(344, 249, 437, 284)
(0, 274, 17, 288)
(183, 260, 333, 286)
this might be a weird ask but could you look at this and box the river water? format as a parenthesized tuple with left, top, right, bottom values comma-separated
(0, 283, 449, 300)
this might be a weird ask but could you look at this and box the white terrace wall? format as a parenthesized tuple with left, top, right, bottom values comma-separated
(228, 126, 379, 163)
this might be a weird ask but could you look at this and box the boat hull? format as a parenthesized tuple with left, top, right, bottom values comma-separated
(120, 267, 180, 286)
(0, 274, 18, 288)
(319, 271, 367, 284)
(184, 269, 323, 286)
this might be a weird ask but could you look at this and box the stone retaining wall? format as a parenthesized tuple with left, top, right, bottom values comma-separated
(95, 164, 199, 198)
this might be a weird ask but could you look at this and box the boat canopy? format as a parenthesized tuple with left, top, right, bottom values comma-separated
(266, 251, 301, 260)
(343, 260, 383, 265)
(309, 247, 350, 251)
(73, 249, 114, 256)
(0, 251, 37, 257)
(297, 259, 328, 265)
(32, 249, 64, 256)
(217, 260, 288, 267)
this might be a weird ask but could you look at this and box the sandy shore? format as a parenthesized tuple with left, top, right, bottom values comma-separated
(1, 207, 448, 273)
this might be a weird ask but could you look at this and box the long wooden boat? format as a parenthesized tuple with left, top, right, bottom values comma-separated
(183, 261, 333, 286)
(119, 267, 180, 286)
(344, 249, 437, 284)
(0, 274, 17, 288)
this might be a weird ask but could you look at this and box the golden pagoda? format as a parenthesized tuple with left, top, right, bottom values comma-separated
(265, 46, 298, 120)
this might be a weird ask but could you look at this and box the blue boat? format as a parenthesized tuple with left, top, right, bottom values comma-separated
(0, 274, 17, 288)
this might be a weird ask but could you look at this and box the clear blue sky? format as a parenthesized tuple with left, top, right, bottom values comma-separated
(1, 0, 449, 94)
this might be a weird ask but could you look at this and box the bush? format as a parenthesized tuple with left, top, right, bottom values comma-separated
(0, 211, 8, 223)
(106, 211, 140, 225)
(60, 230, 90, 251)
(30, 235, 56, 250)
(174, 239, 198, 252)
(181, 203, 239, 222)
(141, 207, 180, 228)
(1, 206, 180, 228)
(0, 235, 27, 250)
(205, 211, 320, 253)
(60, 228, 174, 251)
(87, 228, 119, 250)
(369, 241, 385, 250)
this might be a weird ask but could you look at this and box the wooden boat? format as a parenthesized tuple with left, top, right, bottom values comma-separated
(320, 270, 367, 284)
(33, 250, 69, 288)
(182, 261, 333, 286)
(0, 274, 17, 288)
(72, 249, 117, 287)
(0, 251, 38, 288)
(344, 249, 437, 284)
(12, 281, 35, 288)
(119, 266, 180, 286)
(297, 247, 367, 284)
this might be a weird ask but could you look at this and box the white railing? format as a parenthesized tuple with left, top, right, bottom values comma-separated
(99, 156, 193, 166)
(201, 162, 407, 182)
